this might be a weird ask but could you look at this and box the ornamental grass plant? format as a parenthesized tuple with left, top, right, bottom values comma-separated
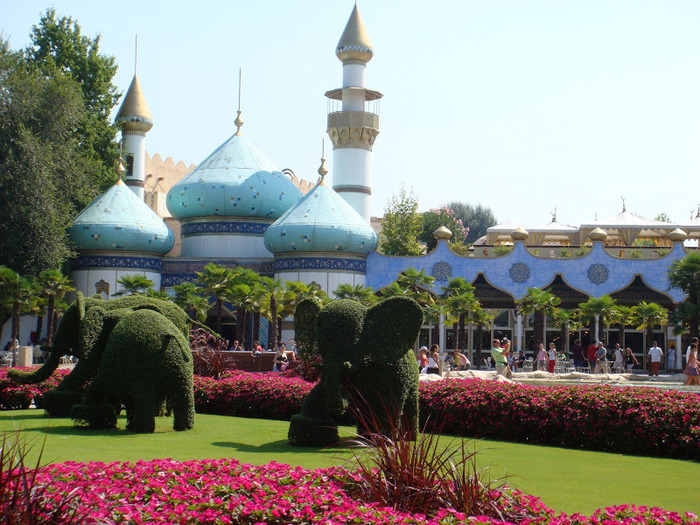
(0, 432, 84, 524)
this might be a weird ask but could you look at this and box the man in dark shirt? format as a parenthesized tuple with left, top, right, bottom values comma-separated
(571, 339, 585, 371)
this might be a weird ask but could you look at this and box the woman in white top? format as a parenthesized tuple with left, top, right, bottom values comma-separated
(426, 344, 440, 375)
(613, 344, 624, 373)
(547, 343, 557, 373)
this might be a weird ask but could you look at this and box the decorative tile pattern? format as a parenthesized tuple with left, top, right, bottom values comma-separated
(431, 261, 452, 282)
(587, 263, 609, 284)
(181, 222, 270, 236)
(509, 262, 531, 283)
(72, 255, 162, 271)
(274, 257, 366, 272)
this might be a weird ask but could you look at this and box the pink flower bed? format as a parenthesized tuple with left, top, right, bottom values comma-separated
(24, 458, 696, 524)
(193, 371, 314, 421)
(0, 368, 70, 410)
(419, 379, 700, 460)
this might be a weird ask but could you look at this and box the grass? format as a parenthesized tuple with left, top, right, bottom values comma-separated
(0, 410, 698, 517)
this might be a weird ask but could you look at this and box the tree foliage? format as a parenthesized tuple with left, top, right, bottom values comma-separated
(378, 184, 423, 256)
(0, 10, 120, 275)
(419, 206, 468, 252)
(446, 201, 498, 245)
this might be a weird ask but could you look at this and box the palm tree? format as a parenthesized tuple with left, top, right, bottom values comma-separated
(113, 275, 155, 296)
(257, 276, 284, 350)
(172, 281, 209, 322)
(668, 252, 700, 338)
(333, 283, 377, 305)
(0, 267, 38, 366)
(631, 301, 668, 367)
(551, 309, 581, 354)
(609, 305, 633, 348)
(35, 269, 75, 345)
(196, 263, 234, 334)
(471, 308, 495, 367)
(578, 295, 617, 344)
(441, 277, 478, 351)
(516, 288, 561, 351)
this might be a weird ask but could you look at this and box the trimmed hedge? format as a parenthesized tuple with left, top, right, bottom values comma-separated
(419, 378, 700, 460)
(0, 368, 70, 410)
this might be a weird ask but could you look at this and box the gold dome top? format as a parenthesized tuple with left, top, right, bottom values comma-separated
(588, 227, 607, 242)
(336, 4, 374, 63)
(668, 228, 688, 243)
(317, 156, 328, 184)
(115, 74, 153, 132)
(510, 226, 529, 241)
(434, 225, 453, 240)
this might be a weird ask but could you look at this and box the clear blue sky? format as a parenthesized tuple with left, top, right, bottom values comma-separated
(2, 1, 699, 229)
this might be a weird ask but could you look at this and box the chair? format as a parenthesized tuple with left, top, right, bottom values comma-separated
(482, 357, 492, 369)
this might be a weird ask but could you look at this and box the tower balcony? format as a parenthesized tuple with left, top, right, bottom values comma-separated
(327, 111, 380, 151)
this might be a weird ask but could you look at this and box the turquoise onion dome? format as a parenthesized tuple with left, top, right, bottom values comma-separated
(264, 175, 378, 255)
(67, 179, 174, 254)
(166, 132, 303, 220)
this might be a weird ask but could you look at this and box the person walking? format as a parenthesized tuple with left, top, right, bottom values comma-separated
(547, 342, 557, 373)
(491, 339, 508, 376)
(612, 343, 624, 373)
(426, 344, 441, 375)
(586, 341, 598, 373)
(536, 343, 547, 371)
(648, 341, 664, 378)
(571, 339, 585, 372)
(624, 347, 639, 371)
(594, 341, 609, 374)
(683, 343, 699, 386)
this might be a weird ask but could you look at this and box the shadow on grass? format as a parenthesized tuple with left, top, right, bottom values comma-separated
(212, 439, 351, 455)
(0, 412, 48, 421)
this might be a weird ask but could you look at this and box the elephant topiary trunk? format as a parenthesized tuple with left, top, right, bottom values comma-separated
(288, 296, 423, 446)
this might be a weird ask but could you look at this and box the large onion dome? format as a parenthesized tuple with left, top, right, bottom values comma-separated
(166, 133, 303, 221)
(67, 179, 174, 254)
(264, 175, 377, 255)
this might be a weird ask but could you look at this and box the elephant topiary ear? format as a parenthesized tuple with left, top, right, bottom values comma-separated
(359, 296, 424, 361)
(79, 306, 109, 359)
(317, 300, 366, 359)
(294, 299, 321, 360)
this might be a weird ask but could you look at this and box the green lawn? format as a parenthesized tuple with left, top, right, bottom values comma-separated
(1, 410, 697, 517)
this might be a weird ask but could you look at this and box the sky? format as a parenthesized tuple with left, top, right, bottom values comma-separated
(2, 0, 700, 230)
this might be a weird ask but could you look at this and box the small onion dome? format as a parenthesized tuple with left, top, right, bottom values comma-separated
(166, 133, 303, 221)
(588, 227, 607, 242)
(68, 179, 174, 254)
(668, 228, 688, 243)
(264, 181, 377, 255)
(434, 226, 453, 241)
(115, 75, 153, 132)
(510, 227, 529, 241)
(336, 4, 374, 63)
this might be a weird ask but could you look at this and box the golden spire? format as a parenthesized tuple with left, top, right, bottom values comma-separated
(115, 74, 153, 132)
(318, 139, 328, 184)
(116, 156, 126, 179)
(336, 3, 374, 63)
(235, 68, 244, 135)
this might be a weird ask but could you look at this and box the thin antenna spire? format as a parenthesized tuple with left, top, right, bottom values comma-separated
(318, 138, 328, 182)
(234, 68, 244, 135)
(134, 35, 138, 74)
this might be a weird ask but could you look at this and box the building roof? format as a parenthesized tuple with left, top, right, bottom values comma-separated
(336, 4, 374, 63)
(166, 132, 302, 221)
(115, 75, 153, 132)
(264, 177, 377, 255)
(68, 179, 174, 254)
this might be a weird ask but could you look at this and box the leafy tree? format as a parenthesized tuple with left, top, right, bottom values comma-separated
(196, 263, 233, 334)
(419, 207, 468, 253)
(333, 283, 377, 305)
(654, 213, 671, 223)
(517, 288, 561, 350)
(257, 276, 283, 350)
(35, 269, 74, 345)
(113, 275, 155, 296)
(0, 267, 38, 366)
(380, 268, 436, 312)
(441, 277, 478, 352)
(471, 308, 495, 367)
(0, 41, 95, 274)
(378, 184, 423, 256)
(631, 302, 668, 364)
(447, 201, 498, 245)
(172, 281, 209, 322)
(224, 267, 262, 347)
(668, 252, 700, 338)
(609, 305, 633, 348)
(578, 295, 617, 343)
(26, 8, 120, 194)
(551, 309, 581, 353)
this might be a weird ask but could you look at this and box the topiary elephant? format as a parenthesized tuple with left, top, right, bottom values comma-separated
(71, 308, 194, 433)
(9, 292, 198, 420)
(288, 296, 424, 446)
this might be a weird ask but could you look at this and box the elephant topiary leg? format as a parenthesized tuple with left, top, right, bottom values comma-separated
(288, 385, 339, 446)
(171, 382, 195, 431)
(129, 394, 158, 433)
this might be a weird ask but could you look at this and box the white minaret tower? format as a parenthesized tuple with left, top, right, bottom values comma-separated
(115, 71, 153, 200)
(326, 4, 381, 223)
